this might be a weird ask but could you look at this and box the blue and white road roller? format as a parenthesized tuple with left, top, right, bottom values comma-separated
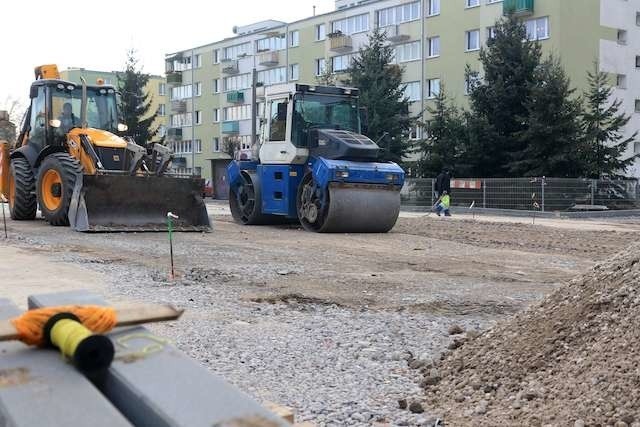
(227, 83, 405, 233)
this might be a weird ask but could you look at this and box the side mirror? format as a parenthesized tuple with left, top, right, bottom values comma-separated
(359, 107, 368, 135)
(277, 102, 288, 121)
(29, 86, 38, 99)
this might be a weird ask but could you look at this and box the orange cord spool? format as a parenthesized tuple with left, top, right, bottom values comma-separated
(10, 305, 117, 347)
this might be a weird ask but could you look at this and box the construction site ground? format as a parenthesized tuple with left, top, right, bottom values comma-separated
(1, 204, 639, 426)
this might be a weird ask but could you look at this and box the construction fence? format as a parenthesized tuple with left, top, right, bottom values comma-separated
(401, 177, 640, 212)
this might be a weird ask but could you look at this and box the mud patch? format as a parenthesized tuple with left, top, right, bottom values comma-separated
(249, 293, 344, 307)
(396, 299, 523, 316)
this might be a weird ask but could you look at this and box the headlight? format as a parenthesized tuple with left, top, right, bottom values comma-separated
(386, 173, 395, 181)
(336, 170, 349, 178)
(117, 123, 129, 132)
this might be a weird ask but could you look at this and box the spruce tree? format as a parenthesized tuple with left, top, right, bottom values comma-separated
(579, 64, 637, 178)
(117, 49, 158, 146)
(511, 55, 584, 177)
(345, 29, 412, 164)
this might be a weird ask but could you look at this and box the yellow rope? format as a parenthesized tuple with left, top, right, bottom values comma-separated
(50, 319, 93, 359)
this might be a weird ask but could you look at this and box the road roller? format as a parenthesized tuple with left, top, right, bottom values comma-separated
(227, 83, 405, 233)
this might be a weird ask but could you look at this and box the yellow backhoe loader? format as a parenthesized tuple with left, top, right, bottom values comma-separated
(0, 65, 209, 231)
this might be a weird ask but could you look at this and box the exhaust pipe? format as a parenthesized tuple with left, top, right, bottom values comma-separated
(80, 76, 88, 129)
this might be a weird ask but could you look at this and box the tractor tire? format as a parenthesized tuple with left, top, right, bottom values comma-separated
(8, 157, 37, 220)
(37, 153, 82, 226)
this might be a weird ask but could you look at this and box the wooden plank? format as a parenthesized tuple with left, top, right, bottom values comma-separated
(0, 298, 133, 427)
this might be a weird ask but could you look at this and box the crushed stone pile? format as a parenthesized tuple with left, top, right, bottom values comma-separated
(418, 244, 640, 426)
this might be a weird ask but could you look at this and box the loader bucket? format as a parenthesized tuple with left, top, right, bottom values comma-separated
(68, 174, 211, 232)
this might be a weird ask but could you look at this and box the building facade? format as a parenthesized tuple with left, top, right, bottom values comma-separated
(59, 68, 168, 145)
(165, 0, 640, 193)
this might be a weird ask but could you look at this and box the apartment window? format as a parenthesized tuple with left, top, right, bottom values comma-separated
(404, 81, 421, 102)
(213, 108, 220, 122)
(290, 30, 300, 47)
(257, 35, 286, 52)
(171, 84, 193, 100)
(487, 26, 497, 41)
(170, 113, 192, 127)
(332, 54, 354, 72)
(332, 13, 369, 35)
(213, 49, 221, 64)
(408, 125, 422, 140)
(427, 36, 440, 57)
(618, 29, 628, 45)
(427, 0, 440, 16)
(376, 2, 420, 27)
(157, 125, 167, 137)
(194, 82, 202, 97)
(465, 73, 481, 95)
(257, 67, 287, 86)
(394, 41, 421, 63)
(224, 105, 251, 121)
(224, 73, 252, 91)
(617, 74, 627, 89)
(525, 17, 550, 41)
(466, 0, 480, 7)
(194, 139, 202, 153)
(316, 58, 326, 76)
(224, 42, 252, 60)
(636, 12, 640, 26)
(195, 111, 202, 125)
(158, 83, 166, 96)
(636, 100, 640, 113)
(466, 30, 480, 51)
(157, 104, 166, 116)
(636, 56, 640, 68)
(427, 78, 441, 98)
(194, 54, 202, 68)
(213, 137, 220, 152)
(316, 24, 326, 41)
(213, 79, 220, 93)
(290, 64, 300, 81)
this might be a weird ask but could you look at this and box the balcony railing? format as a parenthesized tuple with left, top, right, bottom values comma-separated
(166, 71, 182, 85)
(167, 128, 183, 141)
(171, 100, 187, 113)
(258, 51, 279, 66)
(221, 59, 239, 75)
(381, 25, 410, 43)
(328, 33, 353, 53)
(503, 0, 534, 16)
(221, 121, 240, 134)
(226, 91, 245, 104)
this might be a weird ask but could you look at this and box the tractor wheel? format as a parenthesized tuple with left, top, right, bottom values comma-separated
(8, 157, 37, 220)
(37, 153, 81, 226)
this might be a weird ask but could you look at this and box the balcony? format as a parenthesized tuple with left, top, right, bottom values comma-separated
(381, 25, 410, 43)
(221, 59, 239, 74)
(503, 0, 534, 16)
(226, 91, 245, 104)
(328, 33, 353, 53)
(171, 100, 187, 113)
(221, 121, 240, 134)
(258, 51, 279, 66)
(166, 71, 182, 85)
(167, 128, 183, 141)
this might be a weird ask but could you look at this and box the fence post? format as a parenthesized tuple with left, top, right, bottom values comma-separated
(541, 177, 546, 212)
(591, 179, 596, 206)
(482, 179, 486, 208)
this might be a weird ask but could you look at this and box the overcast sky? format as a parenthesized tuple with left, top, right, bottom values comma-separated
(0, 0, 334, 112)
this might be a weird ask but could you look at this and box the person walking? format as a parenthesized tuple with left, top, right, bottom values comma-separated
(434, 168, 452, 217)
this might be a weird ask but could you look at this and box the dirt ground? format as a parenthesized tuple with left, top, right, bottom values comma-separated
(1, 206, 639, 424)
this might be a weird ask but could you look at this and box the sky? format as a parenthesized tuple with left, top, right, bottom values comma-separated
(0, 0, 334, 114)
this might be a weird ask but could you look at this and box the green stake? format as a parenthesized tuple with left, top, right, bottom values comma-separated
(167, 212, 179, 280)
(1, 196, 7, 239)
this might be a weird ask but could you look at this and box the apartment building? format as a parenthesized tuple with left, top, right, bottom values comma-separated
(59, 68, 168, 144)
(165, 0, 640, 194)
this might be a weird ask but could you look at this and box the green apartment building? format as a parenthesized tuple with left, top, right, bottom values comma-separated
(165, 0, 640, 197)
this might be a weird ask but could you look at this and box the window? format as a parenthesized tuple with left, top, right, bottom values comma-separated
(636, 100, 640, 113)
(157, 104, 166, 116)
(332, 54, 354, 72)
(213, 108, 220, 122)
(636, 56, 640, 68)
(466, 0, 480, 7)
(427, 79, 440, 98)
(224, 105, 251, 121)
(195, 111, 202, 125)
(376, 2, 420, 27)
(194, 139, 202, 153)
(194, 82, 202, 97)
(617, 74, 627, 89)
(316, 58, 326, 76)
(170, 113, 192, 127)
(213, 137, 220, 152)
(316, 24, 326, 41)
(487, 26, 497, 41)
(213, 49, 221, 64)
(466, 30, 480, 51)
(157, 125, 167, 137)
(257, 35, 286, 52)
(213, 79, 220, 94)
(408, 125, 422, 140)
(427, 0, 440, 16)
(223, 73, 251, 91)
(194, 54, 202, 68)
(404, 81, 421, 102)
(171, 56, 192, 71)
(427, 36, 440, 57)
(223, 42, 252, 60)
(171, 84, 193, 100)
(290, 30, 300, 47)
(269, 100, 288, 141)
(637, 12, 640, 26)
(618, 29, 628, 45)
(257, 67, 287, 86)
(290, 64, 300, 81)
(465, 73, 481, 95)
(525, 17, 550, 41)
(394, 41, 421, 62)
(332, 13, 369, 35)
(158, 83, 166, 96)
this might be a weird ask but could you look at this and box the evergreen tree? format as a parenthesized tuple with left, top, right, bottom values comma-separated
(117, 49, 157, 146)
(417, 87, 465, 177)
(579, 64, 637, 178)
(345, 29, 412, 164)
(510, 55, 584, 177)
(467, 13, 542, 177)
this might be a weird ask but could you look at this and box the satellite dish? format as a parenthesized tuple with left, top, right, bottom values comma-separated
(232, 26, 239, 34)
